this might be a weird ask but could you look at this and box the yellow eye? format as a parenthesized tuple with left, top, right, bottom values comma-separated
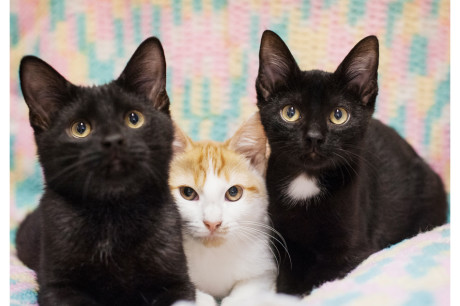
(179, 186, 198, 201)
(329, 107, 349, 125)
(70, 120, 91, 138)
(225, 185, 243, 202)
(125, 110, 145, 128)
(281, 105, 301, 122)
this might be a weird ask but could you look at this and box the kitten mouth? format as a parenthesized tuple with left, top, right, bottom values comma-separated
(299, 150, 329, 170)
(303, 149, 324, 161)
(110, 158, 124, 171)
(201, 235, 226, 248)
(101, 155, 130, 177)
(197, 229, 228, 246)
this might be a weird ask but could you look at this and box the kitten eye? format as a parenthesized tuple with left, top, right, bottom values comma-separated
(225, 185, 243, 202)
(70, 120, 92, 138)
(179, 186, 199, 201)
(281, 105, 301, 122)
(329, 107, 349, 125)
(125, 110, 145, 129)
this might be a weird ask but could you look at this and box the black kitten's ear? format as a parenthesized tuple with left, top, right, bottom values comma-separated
(334, 35, 379, 105)
(226, 112, 270, 175)
(117, 37, 169, 112)
(256, 30, 300, 101)
(20, 56, 72, 132)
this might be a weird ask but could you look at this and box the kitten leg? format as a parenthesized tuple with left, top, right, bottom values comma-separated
(232, 292, 304, 306)
(220, 273, 275, 306)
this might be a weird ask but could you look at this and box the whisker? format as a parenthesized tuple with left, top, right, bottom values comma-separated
(335, 148, 378, 177)
(47, 154, 101, 185)
(236, 228, 281, 273)
(82, 170, 94, 200)
(239, 225, 292, 269)
(332, 152, 359, 178)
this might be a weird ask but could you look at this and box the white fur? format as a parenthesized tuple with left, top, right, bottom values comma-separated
(234, 292, 304, 306)
(173, 292, 305, 306)
(173, 169, 277, 305)
(286, 173, 321, 201)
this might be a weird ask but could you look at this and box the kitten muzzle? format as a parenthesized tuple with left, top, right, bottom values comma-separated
(100, 152, 131, 177)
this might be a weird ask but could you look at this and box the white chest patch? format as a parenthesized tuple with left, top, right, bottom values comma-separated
(286, 173, 321, 201)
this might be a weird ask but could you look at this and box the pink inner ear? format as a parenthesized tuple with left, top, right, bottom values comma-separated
(334, 36, 379, 104)
(172, 123, 192, 155)
(338, 52, 378, 104)
(20, 57, 72, 131)
(226, 113, 268, 175)
(257, 31, 300, 99)
(116, 37, 168, 111)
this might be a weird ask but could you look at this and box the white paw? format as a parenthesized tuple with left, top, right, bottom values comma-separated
(226, 292, 304, 306)
(195, 290, 217, 306)
(172, 300, 196, 306)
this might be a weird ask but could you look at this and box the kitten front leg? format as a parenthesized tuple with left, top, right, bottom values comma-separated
(220, 273, 276, 306)
(38, 285, 100, 306)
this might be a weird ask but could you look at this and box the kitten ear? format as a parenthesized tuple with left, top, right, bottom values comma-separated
(334, 35, 379, 105)
(256, 30, 300, 101)
(226, 112, 269, 174)
(19, 56, 73, 133)
(172, 122, 193, 155)
(117, 37, 169, 113)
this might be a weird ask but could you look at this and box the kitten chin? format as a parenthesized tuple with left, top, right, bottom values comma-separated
(200, 236, 226, 248)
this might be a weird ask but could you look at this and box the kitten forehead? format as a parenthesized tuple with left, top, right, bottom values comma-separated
(170, 141, 263, 192)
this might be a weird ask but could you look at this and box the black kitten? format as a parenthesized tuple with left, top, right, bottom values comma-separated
(15, 37, 195, 305)
(255, 30, 447, 296)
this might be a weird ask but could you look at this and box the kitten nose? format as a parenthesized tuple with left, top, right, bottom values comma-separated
(203, 221, 222, 233)
(306, 130, 324, 146)
(102, 134, 124, 148)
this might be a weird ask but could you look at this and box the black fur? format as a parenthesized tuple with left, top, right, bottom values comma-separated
(15, 37, 195, 305)
(256, 30, 447, 296)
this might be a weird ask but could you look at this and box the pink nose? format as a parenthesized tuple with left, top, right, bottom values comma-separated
(203, 221, 222, 232)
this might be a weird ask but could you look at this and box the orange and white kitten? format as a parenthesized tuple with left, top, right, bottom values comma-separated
(170, 113, 277, 306)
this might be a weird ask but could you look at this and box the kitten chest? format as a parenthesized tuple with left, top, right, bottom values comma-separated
(183, 237, 274, 298)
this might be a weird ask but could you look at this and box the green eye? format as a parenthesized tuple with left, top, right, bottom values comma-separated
(281, 105, 301, 122)
(70, 120, 91, 138)
(225, 185, 243, 202)
(329, 107, 349, 125)
(179, 186, 198, 201)
(125, 111, 145, 128)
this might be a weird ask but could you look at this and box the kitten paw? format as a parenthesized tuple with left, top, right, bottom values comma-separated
(195, 290, 217, 306)
(222, 292, 303, 306)
(173, 290, 216, 306)
(172, 301, 196, 306)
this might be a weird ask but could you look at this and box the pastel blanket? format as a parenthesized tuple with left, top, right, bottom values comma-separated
(10, 0, 450, 305)
(10, 224, 450, 305)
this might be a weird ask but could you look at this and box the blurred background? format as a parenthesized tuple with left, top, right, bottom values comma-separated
(10, 0, 450, 304)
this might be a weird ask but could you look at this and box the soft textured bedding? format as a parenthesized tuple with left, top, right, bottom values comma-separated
(10, 0, 450, 305)
(11, 224, 450, 305)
